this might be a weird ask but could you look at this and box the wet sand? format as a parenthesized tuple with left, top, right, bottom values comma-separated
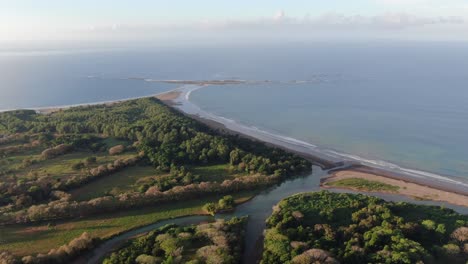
(158, 87, 468, 206)
(187, 110, 468, 206)
(13, 85, 468, 207)
(194, 114, 336, 169)
(155, 91, 182, 101)
(23, 90, 182, 115)
(322, 170, 468, 207)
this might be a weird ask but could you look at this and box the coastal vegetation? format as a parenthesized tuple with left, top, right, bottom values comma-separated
(324, 177, 400, 192)
(0, 191, 253, 258)
(2, 96, 466, 264)
(262, 191, 468, 264)
(0, 97, 310, 260)
(103, 217, 247, 264)
(21, 232, 97, 264)
(203, 195, 236, 215)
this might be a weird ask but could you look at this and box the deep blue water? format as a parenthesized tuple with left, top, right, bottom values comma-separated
(1, 42, 468, 179)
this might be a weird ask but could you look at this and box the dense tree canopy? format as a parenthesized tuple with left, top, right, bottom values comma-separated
(262, 191, 468, 264)
(103, 217, 247, 264)
(0, 98, 310, 177)
(0, 98, 311, 224)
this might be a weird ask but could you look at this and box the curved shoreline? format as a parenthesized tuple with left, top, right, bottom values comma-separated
(4, 81, 467, 201)
(5, 82, 466, 263)
(0, 79, 249, 114)
(0, 88, 179, 114)
(322, 170, 468, 207)
(158, 85, 468, 198)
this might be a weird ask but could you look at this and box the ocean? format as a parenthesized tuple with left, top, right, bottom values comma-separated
(1, 42, 468, 181)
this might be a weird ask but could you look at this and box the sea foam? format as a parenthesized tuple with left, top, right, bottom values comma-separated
(175, 84, 468, 190)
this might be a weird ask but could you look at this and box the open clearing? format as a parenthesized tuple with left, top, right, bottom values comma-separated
(0, 191, 256, 256)
(70, 165, 160, 201)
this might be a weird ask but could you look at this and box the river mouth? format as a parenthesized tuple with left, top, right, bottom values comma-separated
(173, 83, 468, 195)
(85, 165, 468, 264)
(222, 165, 468, 264)
(222, 166, 326, 264)
(83, 82, 468, 263)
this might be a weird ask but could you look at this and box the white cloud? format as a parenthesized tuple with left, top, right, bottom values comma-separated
(197, 12, 464, 30)
(373, 0, 468, 18)
(375, 0, 429, 5)
(274, 10, 286, 21)
(1, 11, 467, 45)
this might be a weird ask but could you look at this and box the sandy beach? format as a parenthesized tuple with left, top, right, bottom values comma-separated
(155, 90, 182, 102)
(7, 85, 468, 208)
(156, 91, 337, 169)
(188, 108, 468, 206)
(199, 111, 468, 206)
(322, 170, 468, 207)
(156, 87, 468, 207)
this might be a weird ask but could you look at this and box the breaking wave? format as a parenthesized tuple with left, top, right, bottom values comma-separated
(174, 84, 468, 190)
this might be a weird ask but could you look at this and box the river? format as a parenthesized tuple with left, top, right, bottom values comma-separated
(83, 84, 468, 263)
(84, 165, 468, 263)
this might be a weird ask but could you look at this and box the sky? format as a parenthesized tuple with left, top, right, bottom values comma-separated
(1, 0, 468, 47)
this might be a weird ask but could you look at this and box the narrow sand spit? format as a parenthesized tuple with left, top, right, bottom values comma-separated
(155, 91, 181, 101)
(155, 87, 468, 208)
(322, 170, 468, 207)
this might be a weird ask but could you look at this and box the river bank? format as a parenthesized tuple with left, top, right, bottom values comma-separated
(322, 169, 468, 207)
(80, 165, 468, 264)
(8, 82, 468, 207)
(13, 84, 465, 263)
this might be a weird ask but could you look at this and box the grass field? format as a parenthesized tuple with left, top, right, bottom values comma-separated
(3, 159, 247, 203)
(70, 165, 160, 201)
(1, 150, 136, 182)
(0, 202, 205, 256)
(0, 148, 44, 179)
(0, 190, 256, 256)
(70, 163, 245, 201)
(192, 163, 239, 182)
(101, 137, 131, 148)
(326, 178, 400, 192)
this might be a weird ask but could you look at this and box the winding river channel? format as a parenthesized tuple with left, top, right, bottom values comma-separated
(82, 85, 468, 263)
(84, 165, 468, 264)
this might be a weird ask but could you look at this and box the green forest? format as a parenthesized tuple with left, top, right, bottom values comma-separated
(1, 97, 468, 264)
(0, 97, 311, 262)
(0, 98, 311, 225)
(262, 191, 468, 264)
(103, 217, 247, 264)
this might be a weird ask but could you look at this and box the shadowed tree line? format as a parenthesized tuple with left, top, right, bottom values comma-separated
(0, 98, 311, 224)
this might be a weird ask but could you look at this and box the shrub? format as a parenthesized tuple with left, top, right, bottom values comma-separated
(21, 232, 97, 264)
(109, 145, 125, 155)
(291, 249, 339, 264)
(451, 227, 468, 243)
(0, 251, 19, 264)
(84, 156, 97, 166)
(135, 254, 159, 264)
(71, 162, 85, 170)
(41, 144, 72, 159)
(203, 202, 217, 216)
